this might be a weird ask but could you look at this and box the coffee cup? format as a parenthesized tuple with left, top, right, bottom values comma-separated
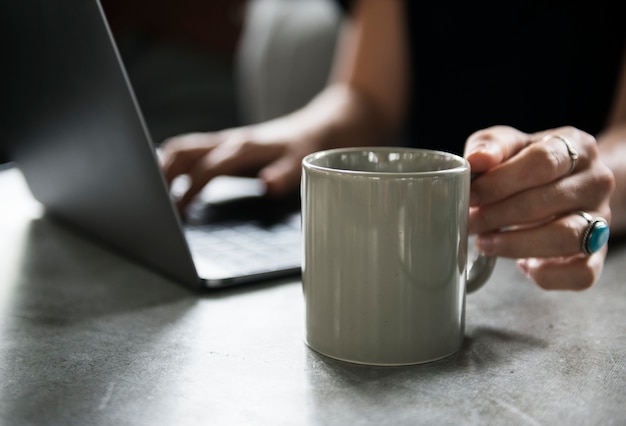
(301, 147, 496, 365)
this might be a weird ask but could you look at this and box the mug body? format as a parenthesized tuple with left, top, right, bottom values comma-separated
(302, 147, 471, 365)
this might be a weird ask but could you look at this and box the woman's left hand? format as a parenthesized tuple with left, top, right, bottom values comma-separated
(465, 125, 615, 290)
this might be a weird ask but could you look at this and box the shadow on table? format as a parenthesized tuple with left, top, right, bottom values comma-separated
(304, 325, 548, 422)
(306, 325, 547, 378)
(9, 215, 294, 309)
(0, 217, 198, 424)
(0, 216, 238, 424)
(4, 217, 197, 322)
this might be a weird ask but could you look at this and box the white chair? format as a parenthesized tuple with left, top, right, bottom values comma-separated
(236, 0, 343, 124)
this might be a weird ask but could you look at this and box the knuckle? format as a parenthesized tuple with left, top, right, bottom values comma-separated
(557, 125, 585, 142)
(561, 218, 583, 255)
(230, 137, 262, 157)
(582, 166, 616, 210)
(596, 166, 616, 194)
(562, 126, 598, 160)
(572, 127, 597, 151)
(559, 125, 579, 138)
(528, 143, 562, 180)
(237, 138, 257, 150)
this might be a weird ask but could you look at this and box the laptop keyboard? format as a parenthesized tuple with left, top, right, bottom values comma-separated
(183, 213, 302, 277)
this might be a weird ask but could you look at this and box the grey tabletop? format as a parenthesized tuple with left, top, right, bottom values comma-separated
(0, 165, 625, 426)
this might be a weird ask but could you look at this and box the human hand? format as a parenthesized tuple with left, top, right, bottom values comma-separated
(159, 119, 317, 211)
(465, 125, 615, 290)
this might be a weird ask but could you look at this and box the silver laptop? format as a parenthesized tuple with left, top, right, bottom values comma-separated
(4, 0, 301, 289)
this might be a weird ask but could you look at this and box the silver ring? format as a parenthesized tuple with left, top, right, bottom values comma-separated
(541, 134, 579, 175)
(577, 211, 610, 255)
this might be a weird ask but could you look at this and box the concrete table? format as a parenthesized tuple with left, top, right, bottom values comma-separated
(0, 165, 624, 425)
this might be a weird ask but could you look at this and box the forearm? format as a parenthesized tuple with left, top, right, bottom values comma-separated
(598, 124, 626, 235)
(599, 47, 626, 235)
(291, 0, 408, 150)
(281, 83, 398, 149)
(248, 0, 408, 152)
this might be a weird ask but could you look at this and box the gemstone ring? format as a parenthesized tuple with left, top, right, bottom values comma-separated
(577, 211, 610, 256)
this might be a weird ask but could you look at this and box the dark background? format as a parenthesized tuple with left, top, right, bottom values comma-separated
(1, 0, 247, 164)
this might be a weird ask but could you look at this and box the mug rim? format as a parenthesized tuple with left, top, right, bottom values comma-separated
(302, 146, 469, 177)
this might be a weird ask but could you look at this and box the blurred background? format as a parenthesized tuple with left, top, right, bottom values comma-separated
(0, 0, 342, 165)
(102, 0, 245, 142)
(102, 0, 342, 141)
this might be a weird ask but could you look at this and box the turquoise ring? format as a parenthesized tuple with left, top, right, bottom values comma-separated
(577, 211, 610, 255)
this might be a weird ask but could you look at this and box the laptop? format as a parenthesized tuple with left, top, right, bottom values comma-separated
(4, 0, 302, 289)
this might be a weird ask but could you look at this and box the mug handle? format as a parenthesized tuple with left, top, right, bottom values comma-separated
(466, 250, 496, 294)
(466, 173, 496, 293)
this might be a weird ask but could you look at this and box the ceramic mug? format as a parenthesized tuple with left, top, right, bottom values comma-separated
(301, 147, 496, 366)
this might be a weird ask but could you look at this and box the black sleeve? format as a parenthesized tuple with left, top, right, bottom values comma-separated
(334, 0, 350, 12)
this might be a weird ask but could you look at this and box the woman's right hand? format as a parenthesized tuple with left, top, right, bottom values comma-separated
(159, 118, 317, 211)
(161, 0, 409, 212)
(160, 83, 396, 212)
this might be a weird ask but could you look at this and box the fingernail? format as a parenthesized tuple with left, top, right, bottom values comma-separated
(467, 143, 488, 156)
(467, 142, 498, 157)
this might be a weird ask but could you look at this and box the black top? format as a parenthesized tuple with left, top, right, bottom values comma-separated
(337, 1, 625, 154)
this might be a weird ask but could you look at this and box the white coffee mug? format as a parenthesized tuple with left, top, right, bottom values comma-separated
(301, 147, 496, 366)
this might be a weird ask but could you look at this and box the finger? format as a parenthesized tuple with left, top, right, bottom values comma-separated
(469, 128, 589, 207)
(464, 126, 531, 174)
(162, 147, 217, 185)
(176, 164, 213, 211)
(259, 155, 304, 197)
(176, 140, 286, 209)
(474, 212, 603, 258)
(175, 145, 250, 210)
(469, 164, 614, 234)
(160, 133, 220, 184)
(517, 248, 606, 291)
